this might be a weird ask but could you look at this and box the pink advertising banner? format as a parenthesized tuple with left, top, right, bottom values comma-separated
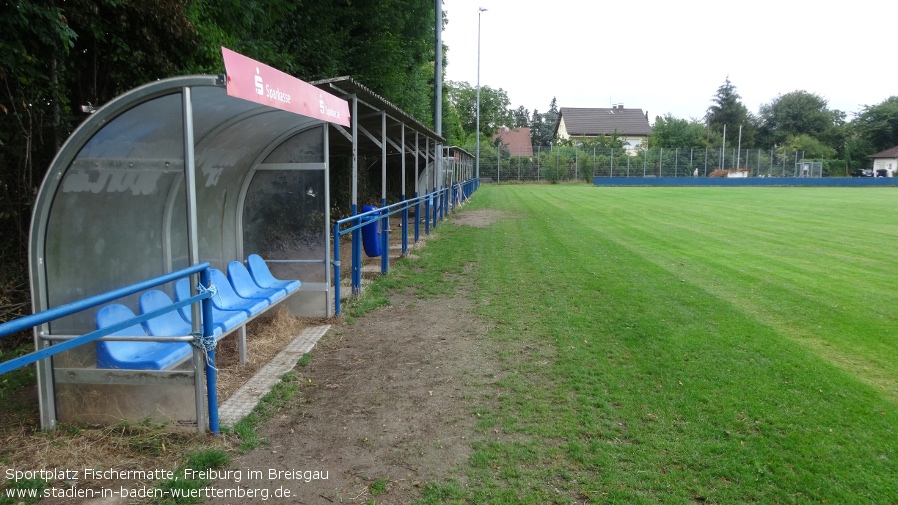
(221, 47, 350, 127)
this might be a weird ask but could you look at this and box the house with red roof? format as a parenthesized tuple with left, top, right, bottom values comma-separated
(493, 126, 534, 157)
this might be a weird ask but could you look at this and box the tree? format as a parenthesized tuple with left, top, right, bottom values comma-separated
(757, 90, 843, 150)
(65, 0, 198, 107)
(530, 109, 545, 147)
(187, 0, 438, 126)
(850, 96, 898, 153)
(705, 77, 755, 147)
(649, 114, 718, 148)
(1, 1, 78, 285)
(531, 97, 558, 147)
(513, 106, 530, 128)
(779, 133, 836, 160)
(445, 80, 512, 142)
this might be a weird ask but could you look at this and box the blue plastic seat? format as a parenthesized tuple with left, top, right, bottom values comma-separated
(246, 254, 301, 294)
(207, 269, 269, 316)
(95, 304, 192, 370)
(174, 278, 248, 333)
(227, 261, 286, 304)
(139, 290, 221, 338)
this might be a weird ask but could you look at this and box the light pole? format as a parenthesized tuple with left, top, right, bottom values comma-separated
(476, 7, 486, 182)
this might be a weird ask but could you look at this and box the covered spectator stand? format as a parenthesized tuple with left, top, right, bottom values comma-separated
(28, 72, 343, 429)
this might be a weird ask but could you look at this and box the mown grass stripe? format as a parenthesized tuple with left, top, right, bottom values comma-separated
(411, 184, 898, 504)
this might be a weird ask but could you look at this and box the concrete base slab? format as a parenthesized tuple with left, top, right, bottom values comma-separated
(218, 324, 330, 426)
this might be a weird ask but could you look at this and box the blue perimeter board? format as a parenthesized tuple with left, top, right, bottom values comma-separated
(594, 177, 898, 187)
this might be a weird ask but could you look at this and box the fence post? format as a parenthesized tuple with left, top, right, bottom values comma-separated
(689, 148, 693, 177)
(643, 148, 647, 177)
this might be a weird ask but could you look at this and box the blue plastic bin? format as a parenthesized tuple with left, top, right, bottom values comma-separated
(361, 205, 382, 257)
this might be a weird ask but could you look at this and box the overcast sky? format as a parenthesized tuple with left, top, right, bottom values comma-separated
(441, 0, 897, 123)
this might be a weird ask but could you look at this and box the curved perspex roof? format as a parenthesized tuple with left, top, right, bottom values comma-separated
(30, 75, 330, 332)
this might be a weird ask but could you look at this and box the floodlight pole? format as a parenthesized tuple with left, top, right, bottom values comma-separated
(435, 0, 442, 138)
(476, 7, 486, 182)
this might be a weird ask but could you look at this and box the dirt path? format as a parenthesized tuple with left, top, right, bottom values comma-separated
(226, 214, 505, 504)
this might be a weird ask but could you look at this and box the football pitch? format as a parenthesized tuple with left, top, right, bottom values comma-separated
(413, 184, 898, 503)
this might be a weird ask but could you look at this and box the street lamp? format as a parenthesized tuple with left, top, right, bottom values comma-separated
(476, 6, 487, 182)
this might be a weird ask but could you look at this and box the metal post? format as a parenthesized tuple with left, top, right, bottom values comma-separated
(333, 223, 341, 315)
(401, 124, 408, 256)
(415, 132, 420, 243)
(643, 148, 647, 177)
(434, 0, 442, 138)
(475, 7, 486, 181)
(722, 124, 727, 170)
(200, 268, 219, 435)
(686, 147, 696, 177)
(380, 111, 388, 275)
(737, 124, 742, 170)
(351, 95, 361, 295)
(182, 87, 208, 434)
(497, 143, 500, 183)
(537, 145, 541, 181)
(323, 125, 332, 316)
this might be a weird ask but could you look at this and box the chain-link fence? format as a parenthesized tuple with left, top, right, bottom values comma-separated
(477, 146, 814, 183)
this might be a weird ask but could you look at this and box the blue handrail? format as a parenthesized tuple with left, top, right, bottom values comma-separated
(0, 263, 210, 339)
(332, 178, 478, 315)
(0, 262, 221, 433)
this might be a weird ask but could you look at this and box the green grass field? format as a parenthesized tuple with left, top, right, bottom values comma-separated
(402, 184, 898, 504)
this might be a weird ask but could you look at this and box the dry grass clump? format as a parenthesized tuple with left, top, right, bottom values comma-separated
(0, 419, 233, 492)
(0, 308, 312, 493)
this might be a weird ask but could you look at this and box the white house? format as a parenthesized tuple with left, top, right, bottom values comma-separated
(871, 146, 898, 177)
(553, 105, 652, 152)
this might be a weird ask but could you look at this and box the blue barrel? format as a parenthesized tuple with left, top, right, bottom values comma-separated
(361, 205, 382, 257)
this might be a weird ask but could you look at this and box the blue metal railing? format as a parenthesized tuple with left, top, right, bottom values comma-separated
(0, 262, 222, 433)
(332, 178, 478, 315)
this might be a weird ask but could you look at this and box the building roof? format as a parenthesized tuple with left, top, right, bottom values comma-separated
(493, 126, 533, 157)
(870, 146, 898, 158)
(555, 106, 652, 137)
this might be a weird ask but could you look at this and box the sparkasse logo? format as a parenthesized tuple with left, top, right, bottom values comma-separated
(254, 68, 263, 95)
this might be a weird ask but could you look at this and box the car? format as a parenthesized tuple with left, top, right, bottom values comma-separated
(851, 168, 874, 177)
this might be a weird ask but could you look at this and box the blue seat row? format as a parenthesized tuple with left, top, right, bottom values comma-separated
(94, 256, 300, 370)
